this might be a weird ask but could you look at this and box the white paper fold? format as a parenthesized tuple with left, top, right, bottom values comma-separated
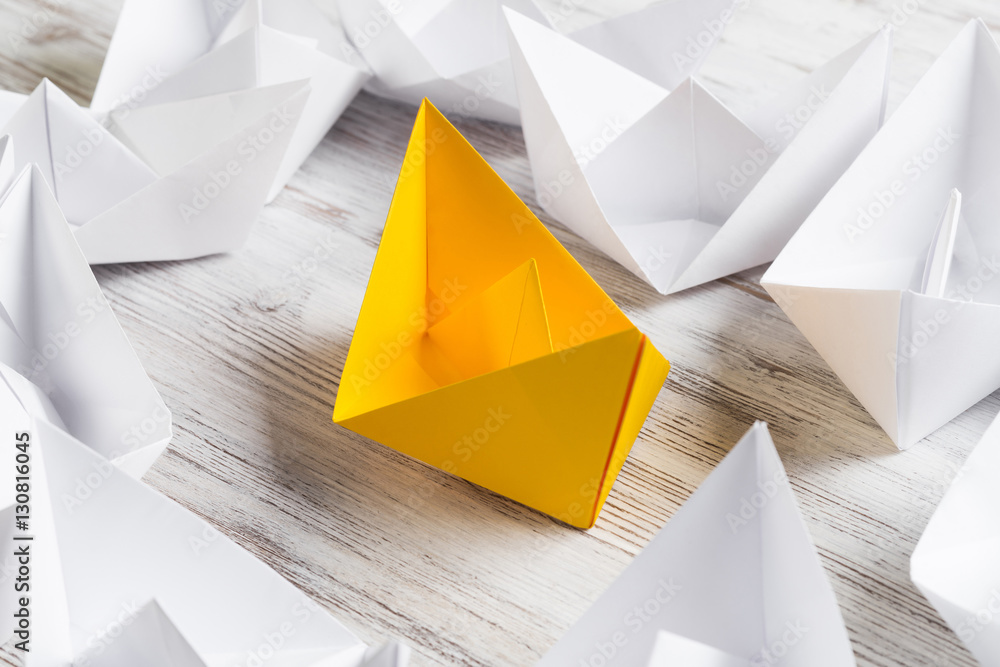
(762, 19, 1000, 449)
(92, 0, 370, 202)
(912, 409, 1000, 666)
(339, 0, 738, 124)
(0, 77, 310, 264)
(0, 137, 170, 475)
(0, 376, 409, 667)
(506, 7, 892, 294)
(538, 422, 854, 667)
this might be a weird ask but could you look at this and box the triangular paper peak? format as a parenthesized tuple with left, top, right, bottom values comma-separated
(919, 188, 961, 298)
(0, 80, 157, 226)
(77, 600, 207, 667)
(90, 0, 233, 111)
(539, 423, 854, 666)
(502, 7, 667, 152)
(569, 0, 740, 93)
(421, 258, 552, 385)
(336, 100, 636, 421)
(334, 99, 668, 528)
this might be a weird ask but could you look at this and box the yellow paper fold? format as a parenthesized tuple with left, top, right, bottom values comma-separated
(334, 100, 670, 528)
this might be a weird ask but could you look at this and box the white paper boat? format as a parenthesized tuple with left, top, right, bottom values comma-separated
(506, 7, 892, 294)
(92, 0, 370, 201)
(762, 19, 1000, 449)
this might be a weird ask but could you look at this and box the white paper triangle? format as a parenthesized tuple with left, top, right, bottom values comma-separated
(0, 80, 158, 226)
(78, 600, 208, 667)
(0, 156, 171, 472)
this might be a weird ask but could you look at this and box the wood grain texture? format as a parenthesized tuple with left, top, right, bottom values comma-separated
(3, 0, 999, 665)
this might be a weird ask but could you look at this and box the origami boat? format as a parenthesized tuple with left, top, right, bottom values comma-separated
(334, 100, 670, 529)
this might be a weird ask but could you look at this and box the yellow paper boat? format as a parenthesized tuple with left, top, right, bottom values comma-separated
(333, 100, 670, 528)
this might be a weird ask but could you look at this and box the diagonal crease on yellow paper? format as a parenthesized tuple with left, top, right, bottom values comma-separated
(334, 99, 670, 528)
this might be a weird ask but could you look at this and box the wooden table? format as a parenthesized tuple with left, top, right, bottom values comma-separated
(2, 1, 998, 665)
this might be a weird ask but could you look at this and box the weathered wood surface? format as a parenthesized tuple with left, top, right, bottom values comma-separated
(2, 0, 999, 665)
